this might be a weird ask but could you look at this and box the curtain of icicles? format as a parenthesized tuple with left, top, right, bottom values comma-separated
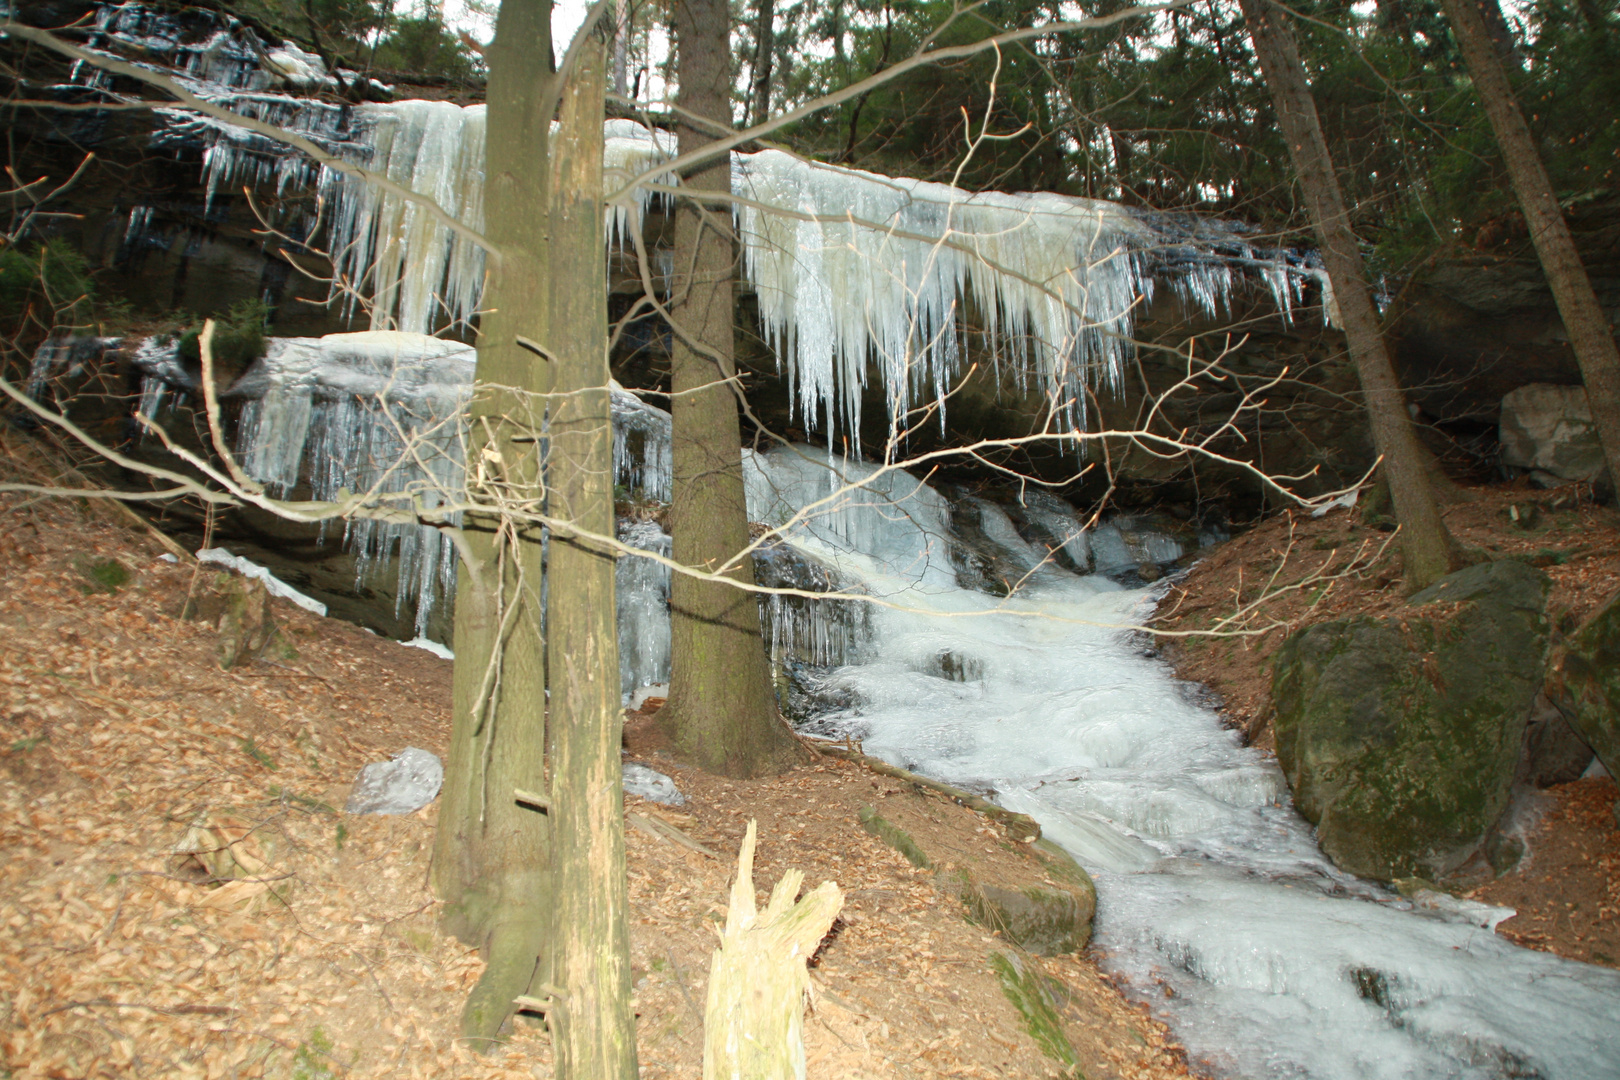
(311, 108, 1182, 444)
(195, 102, 1312, 645)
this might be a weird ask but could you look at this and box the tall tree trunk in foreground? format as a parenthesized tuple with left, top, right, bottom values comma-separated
(1440, 0, 1620, 487)
(662, 0, 801, 777)
(542, 28, 639, 1080)
(1238, 0, 1459, 590)
(432, 0, 555, 1044)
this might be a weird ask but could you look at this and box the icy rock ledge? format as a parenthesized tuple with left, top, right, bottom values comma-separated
(344, 747, 444, 815)
(622, 761, 685, 806)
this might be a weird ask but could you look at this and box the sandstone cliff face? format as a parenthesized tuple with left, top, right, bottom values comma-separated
(1389, 194, 1620, 437)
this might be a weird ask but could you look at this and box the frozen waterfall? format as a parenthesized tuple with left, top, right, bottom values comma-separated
(738, 445, 1620, 1080)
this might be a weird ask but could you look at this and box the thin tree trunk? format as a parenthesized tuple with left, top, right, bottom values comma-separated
(543, 28, 638, 1080)
(750, 0, 776, 127)
(663, 0, 801, 777)
(432, 0, 555, 1044)
(1441, 0, 1620, 489)
(612, 0, 630, 98)
(1238, 0, 1459, 591)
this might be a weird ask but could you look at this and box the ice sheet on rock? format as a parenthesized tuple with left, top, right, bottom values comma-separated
(196, 547, 328, 615)
(628, 683, 669, 711)
(344, 747, 444, 815)
(27, 336, 122, 399)
(612, 387, 672, 502)
(622, 761, 685, 805)
(743, 446, 959, 595)
(228, 332, 475, 636)
(617, 521, 672, 700)
(401, 636, 454, 660)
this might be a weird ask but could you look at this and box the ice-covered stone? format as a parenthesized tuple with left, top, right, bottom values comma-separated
(622, 761, 684, 805)
(197, 547, 327, 616)
(344, 747, 444, 815)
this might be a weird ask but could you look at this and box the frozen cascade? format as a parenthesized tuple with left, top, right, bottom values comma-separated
(617, 520, 672, 698)
(739, 443, 1620, 1080)
(209, 331, 679, 644)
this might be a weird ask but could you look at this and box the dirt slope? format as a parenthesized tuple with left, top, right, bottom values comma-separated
(0, 490, 1191, 1080)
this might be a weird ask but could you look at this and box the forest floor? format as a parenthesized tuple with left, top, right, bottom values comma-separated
(0, 486, 1191, 1079)
(1157, 480, 1620, 970)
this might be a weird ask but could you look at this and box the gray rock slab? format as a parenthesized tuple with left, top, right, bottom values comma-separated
(622, 761, 685, 805)
(345, 747, 444, 815)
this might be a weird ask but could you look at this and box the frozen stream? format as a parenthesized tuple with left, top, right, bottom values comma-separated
(743, 447, 1620, 1080)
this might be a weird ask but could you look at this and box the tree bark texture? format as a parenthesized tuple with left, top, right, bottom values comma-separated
(432, 0, 555, 1045)
(1238, 0, 1458, 590)
(542, 29, 639, 1080)
(1441, 0, 1620, 488)
(663, 0, 801, 778)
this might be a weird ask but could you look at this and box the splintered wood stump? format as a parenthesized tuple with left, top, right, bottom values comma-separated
(704, 820, 843, 1080)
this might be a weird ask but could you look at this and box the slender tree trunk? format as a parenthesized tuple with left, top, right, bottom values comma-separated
(612, 0, 630, 98)
(432, 0, 555, 1044)
(1238, 0, 1459, 591)
(1441, 0, 1620, 489)
(663, 0, 801, 777)
(542, 28, 638, 1080)
(749, 0, 776, 127)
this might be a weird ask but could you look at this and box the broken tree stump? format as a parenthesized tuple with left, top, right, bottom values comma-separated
(703, 820, 843, 1080)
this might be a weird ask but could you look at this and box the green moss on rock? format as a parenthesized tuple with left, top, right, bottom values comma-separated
(857, 805, 932, 869)
(1271, 559, 1550, 881)
(1546, 587, 1620, 779)
(989, 951, 1081, 1072)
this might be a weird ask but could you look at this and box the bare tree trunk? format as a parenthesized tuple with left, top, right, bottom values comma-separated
(1238, 0, 1459, 590)
(542, 27, 639, 1080)
(749, 0, 776, 128)
(1441, 0, 1620, 489)
(662, 0, 801, 777)
(612, 0, 630, 98)
(432, 0, 555, 1044)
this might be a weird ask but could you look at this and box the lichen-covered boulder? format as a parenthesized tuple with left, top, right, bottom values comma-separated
(1546, 588, 1620, 779)
(1498, 383, 1607, 483)
(1271, 559, 1550, 881)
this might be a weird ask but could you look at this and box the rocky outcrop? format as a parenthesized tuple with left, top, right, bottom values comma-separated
(857, 802, 1095, 956)
(1499, 383, 1609, 484)
(1519, 691, 1595, 787)
(1389, 194, 1620, 432)
(1271, 559, 1550, 881)
(1545, 588, 1620, 779)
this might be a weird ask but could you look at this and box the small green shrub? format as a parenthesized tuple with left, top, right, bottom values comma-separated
(76, 557, 130, 594)
(0, 241, 96, 331)
(178, 297, 270, 370)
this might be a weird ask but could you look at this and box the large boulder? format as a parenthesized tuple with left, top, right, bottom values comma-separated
(1498, 383, 1608, 483)
(1545, 588, 1620, 779)
(1272, 559, 1550, 881)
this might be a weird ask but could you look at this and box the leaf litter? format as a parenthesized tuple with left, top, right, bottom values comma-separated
(0, 489, 1192, 1079)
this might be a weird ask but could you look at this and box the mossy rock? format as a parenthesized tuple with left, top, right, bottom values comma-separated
(960, 878, 1092, 956)
(1272, 559, 1550, 881)
(858, 805, 1094, 955)
(988, 951, 1079, 1071)
(1546, 586, 1620, 779)
(857, 805, 932, 869)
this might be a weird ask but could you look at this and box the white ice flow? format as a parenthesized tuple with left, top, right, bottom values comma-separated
(741, 444, 1620, 1080)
